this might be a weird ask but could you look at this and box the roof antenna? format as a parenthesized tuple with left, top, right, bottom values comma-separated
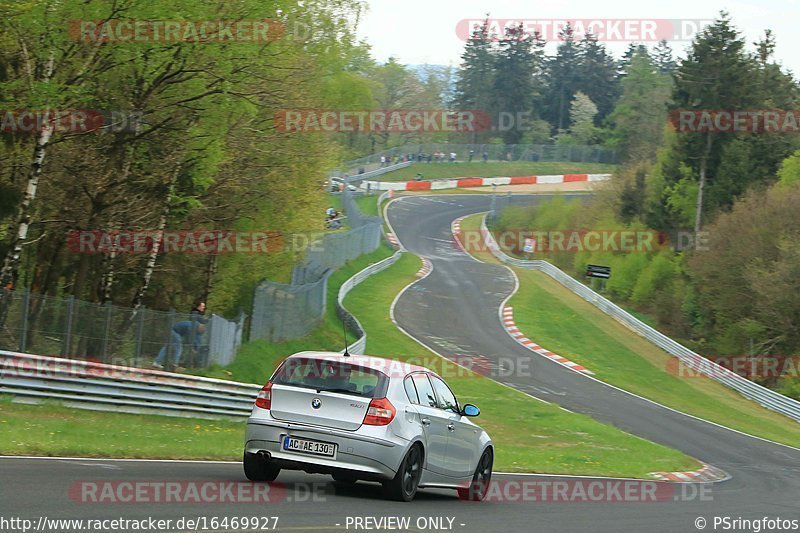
(342, 318, 350, 357)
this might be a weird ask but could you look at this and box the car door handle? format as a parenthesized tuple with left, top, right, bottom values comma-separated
(421, 418, 431, 426)
(447, 423, 455, 431)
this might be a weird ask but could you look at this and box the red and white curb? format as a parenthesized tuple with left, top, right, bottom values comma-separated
(650, 464, 730, 483)
(362, 173, 611, 192)
(502, 306, 594, 375)
(386, 231, 399, 247)
(451, 217, 466, 251)
(416, 257, 433, 278)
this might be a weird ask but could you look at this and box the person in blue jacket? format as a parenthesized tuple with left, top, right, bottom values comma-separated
(152, 299, 208, 370)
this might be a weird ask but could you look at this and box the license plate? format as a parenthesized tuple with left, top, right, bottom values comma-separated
(282, 436, 337, 457)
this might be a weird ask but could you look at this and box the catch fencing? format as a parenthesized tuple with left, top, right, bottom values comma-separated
(337, 143, 618, 171)
(249, 190, 383, 343)
(479, 215, 800, 424)
(0, 289, 245, 370)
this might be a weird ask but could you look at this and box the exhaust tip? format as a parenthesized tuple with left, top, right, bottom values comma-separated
(258, 451, 272, 461)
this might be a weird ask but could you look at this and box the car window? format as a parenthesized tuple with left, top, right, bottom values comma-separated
(272, 357, 388, 398)
(411, 373, 437, 408)
(430, 375, 459, 413)
(404, 376, 420, 404)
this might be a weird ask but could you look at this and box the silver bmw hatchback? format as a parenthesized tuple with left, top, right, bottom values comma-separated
(243, 351, 493, 501)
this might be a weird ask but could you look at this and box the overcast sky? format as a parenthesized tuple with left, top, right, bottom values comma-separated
(356, 0, 799, 78)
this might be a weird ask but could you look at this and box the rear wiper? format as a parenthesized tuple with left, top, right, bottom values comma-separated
(315, 387, 361, 396)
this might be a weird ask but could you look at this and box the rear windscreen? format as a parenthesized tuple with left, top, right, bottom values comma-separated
(272, 358, 389, 398)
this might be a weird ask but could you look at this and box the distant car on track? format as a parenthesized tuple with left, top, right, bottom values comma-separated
(243, 351, 493, 501)
(329, 177, 358, 192)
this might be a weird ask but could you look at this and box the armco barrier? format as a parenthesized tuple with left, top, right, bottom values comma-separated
(337, 251, 403, 355)
(479, 216, 800, 424)
(0, 252, 403, 419)
(360, 174, 612, 192)
(0, 350, 259, 419)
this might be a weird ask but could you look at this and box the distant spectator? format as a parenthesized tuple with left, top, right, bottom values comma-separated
(468, 150, 474, 162)
(153, 321, 207, 371)
(449, 152, 456, 163)
(190, 299, 208, 323)
(380, 155, 386, 167)
(482, 151, 489, 163)
(426, 153, 432, 163)
(327, 209, 343, 230)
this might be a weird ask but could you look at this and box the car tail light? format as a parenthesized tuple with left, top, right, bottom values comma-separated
(362, 397, 396, 426)
(255, 382, 273, 410)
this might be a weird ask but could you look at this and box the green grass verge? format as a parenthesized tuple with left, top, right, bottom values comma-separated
(353, 195, 379, 217)
(0, 397, 241, 460)
(382, 162, 617, 182)
(459, 214, 800, 448)
(340, 252, 699, 477)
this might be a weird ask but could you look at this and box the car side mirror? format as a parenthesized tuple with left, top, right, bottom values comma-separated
(462, 404, 480, 417)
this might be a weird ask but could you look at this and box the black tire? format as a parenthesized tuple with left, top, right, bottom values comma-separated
(457, 448, 493, 501)
(243, 452, 280, 482)
(331, 472, 358, 484)
(383, 444, 423, 502)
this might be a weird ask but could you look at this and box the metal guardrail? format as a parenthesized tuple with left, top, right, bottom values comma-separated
(0, 350, 259, 419)
(479, 216, 800, 424)
(337, 251, 403, 355)
(340, 162, 411, 184)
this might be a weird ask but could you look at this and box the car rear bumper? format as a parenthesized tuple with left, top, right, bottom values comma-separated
(245, 418, 405, 480)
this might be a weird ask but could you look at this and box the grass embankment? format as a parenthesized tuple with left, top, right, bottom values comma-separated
(383, 162, 617, 182)
(459, 213, 800, 448)
(353, 194, 379, 217)
(339, 252, 698, 477)
(0, 397, 240, 460)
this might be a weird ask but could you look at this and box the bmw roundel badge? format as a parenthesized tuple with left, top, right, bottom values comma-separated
(311, 398, 322, 409)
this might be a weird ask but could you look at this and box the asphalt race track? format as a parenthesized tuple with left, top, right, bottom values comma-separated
(2, 193, 799, 533)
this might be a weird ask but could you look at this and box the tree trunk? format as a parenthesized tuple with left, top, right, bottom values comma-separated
(201, 252, 218, 303)
(0, 126, 54, 288)
(693, 133, 713, 240)
(0, 51, 54, 289)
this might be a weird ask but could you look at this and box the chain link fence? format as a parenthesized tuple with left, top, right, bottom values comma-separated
(249, 192, 383, 343)
(0, 289, 245, 369)
(336, 143, 618, 173)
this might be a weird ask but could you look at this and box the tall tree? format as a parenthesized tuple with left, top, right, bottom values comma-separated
(671, 13, 759, 235)
(453, 17, 495, 143)
(542, 24, 581, 131)
(575, 34, 619, 122)
(609, 51, 672, 161)
(652, 40, 676, 75)
(491, 23, 544, 145)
